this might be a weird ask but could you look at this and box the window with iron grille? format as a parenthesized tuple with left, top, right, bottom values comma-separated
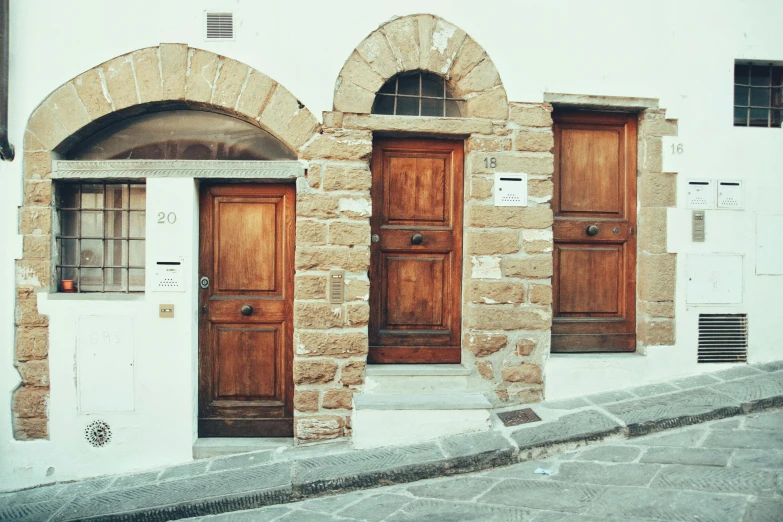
(55, 182, 146, 293)
(372, 71, 464, 117)
(734, 62, 783, 127)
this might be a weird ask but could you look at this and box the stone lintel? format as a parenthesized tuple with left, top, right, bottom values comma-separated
(52, 160, 306, 179)
(544, 93, 659, 112)
(341, 113, 493, 135)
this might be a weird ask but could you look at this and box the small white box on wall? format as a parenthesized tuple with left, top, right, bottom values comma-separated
(686, 254, 743, 304)
(717, 180, 743, 209)
(152, 259, 185, 291)
(494, 172, 527, 207)
(686, 179, 713, 208)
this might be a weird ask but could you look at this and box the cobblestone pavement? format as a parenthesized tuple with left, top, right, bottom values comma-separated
(190, 409, 783, 522)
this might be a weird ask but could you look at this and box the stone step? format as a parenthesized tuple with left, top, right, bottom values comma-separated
(352, 392, 493, 449)
(364, 364, 473, 394)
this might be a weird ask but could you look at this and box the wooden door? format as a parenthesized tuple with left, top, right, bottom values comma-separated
(198, 184, 294, 436)
(369, 139, 463, 363)
(552, 112, 637, 352)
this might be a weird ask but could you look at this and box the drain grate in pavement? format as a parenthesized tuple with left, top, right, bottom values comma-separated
(497, 407, 542, 427)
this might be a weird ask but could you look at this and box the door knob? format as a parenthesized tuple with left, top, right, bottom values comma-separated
(240, 304, 253, 316)
(586, 225, 599, 236)
(411, 233, 423, 245)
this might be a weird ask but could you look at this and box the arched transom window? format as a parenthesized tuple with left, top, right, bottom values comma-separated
(372, 71, 464, 117)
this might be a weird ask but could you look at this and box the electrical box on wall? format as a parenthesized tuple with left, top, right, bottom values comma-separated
(686, 254, 743, 304)
(494, 172, 527, 207)
(717, 180, 743, 209)
(153, 260, 185, 291)
(686, 179, 713, 208)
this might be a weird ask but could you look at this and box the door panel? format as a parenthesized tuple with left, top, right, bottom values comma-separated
(370, 139, 463, 363)
(552, 112, 637, 352)
(199, 184, 294, 436)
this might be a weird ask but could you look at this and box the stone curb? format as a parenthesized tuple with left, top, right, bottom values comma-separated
(3, 364, 782, 522)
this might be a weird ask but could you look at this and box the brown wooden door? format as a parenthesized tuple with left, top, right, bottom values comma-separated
(552, 112, 637, 352)
(198, 184, 294, 436)
(369, 139, 463, 363)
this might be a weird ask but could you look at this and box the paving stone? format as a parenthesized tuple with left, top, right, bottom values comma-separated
(626, 427, 708, 447)
(201, 505, 292, 521)
(585, 390, 635, 405)
(54, 477, 113, 498)
(387, 498, 531, 522)
(710, 373, 783, 406)
(0, 498, 72, 522)
(668, 373, 722, 389)
(541, 398, 591, 410)
(754, 361, 783, 373)
(299, 489, 371, 513)
(628, 382, 679, 397)
(511, 410, 622, 450)
(552, 461, 660, 487)
(482, 459, 561, 479)
(703, 429, 783, 450)
(0, 484, 64, 505)
(742, 498, 783, 522)
(586, 485, 747, 522)
(273, 441, 353, 462)
(712, 365, 764, 381)
(337, 493, 413, 521)
(158, 460, 209, 482)
(407, 476, 498, 501)
(477, 479, 604, 513)
(573, 445, 641, 463)
(640, 446, 731, 467)
(438, 430, 515, 469)
(276, 510, 343, 522)
(604, 387, 741, 435)
(529, 512, 649, 522)
(108, 471, 160, 490)
(708, 417, 743, 430)
(209, 450, 274, 472)
(731, 449, 783, 469)
(744, 409, 783, 430)
(651, 464, 778, 496)
(56, 463, 292, 520)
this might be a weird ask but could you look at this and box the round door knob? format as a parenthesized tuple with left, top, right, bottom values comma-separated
(411, 233, 423, 245)
(586, 225, 599, 236)
(240, 304, 254, 316)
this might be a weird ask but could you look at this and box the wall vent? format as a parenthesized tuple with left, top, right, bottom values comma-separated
(205, 12, 234, 40)
(85, 420, 112, 447)
(698, 313, 748, 363)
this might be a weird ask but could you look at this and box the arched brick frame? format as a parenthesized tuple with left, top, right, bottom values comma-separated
(14, 44, 321, 440)
(333, 14, 509, 119)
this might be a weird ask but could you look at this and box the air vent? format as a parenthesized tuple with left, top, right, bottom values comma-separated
(85, 420, 112, 447)
(205, 12, 234, 40)
(698, 313, 748, 363)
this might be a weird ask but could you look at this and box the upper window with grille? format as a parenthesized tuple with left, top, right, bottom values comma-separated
(55, 182, 146, 293)
(734, 62, 782, 127)
(372, 71, 464, 117)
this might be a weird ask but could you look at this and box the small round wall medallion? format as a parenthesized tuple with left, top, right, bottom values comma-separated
(84, 420, 112, 448)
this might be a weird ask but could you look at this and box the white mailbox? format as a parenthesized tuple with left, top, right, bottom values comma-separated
(686, 179, 713, 208)
(153, 259, 185, 291)
(494, 172, 527, 207)
(717, 180, 743, 209)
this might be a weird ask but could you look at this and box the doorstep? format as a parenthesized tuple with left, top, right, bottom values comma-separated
(193, 437, 293, 459)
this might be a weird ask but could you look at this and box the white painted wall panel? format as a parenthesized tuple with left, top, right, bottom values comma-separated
(77, 317, 135, 413)
(756, 215, 783, 275)
(686, 254, 743, 304)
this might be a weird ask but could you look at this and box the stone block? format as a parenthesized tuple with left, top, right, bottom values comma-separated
(259, 87, 300, 138)
(306, 163, 322, 189)
(295, 247, 369, 273)
(470, 177, 493, 200)
(102, 54, 138, 110)
(346, 303, 369, 326)
(131, 47, 163, 103)
(448, 37, 485, 85)
(469, 281, 525, 304)
(19, 207, 52, 235)
(638, 206, 667, 253)
(26, 104, 68, 151)
(330, 222, 370, 246)
(510, 409, 622, 450)
(382, 17, 419, 72)
(73, 69, 112, 121)
(295, 275, 327, 299)
(340, 51, 385, 93)
(555, 461, 661, 487)
(709, 373, 783, 405)
(340, 361, 365, 386)
(295, 416, 344, 441)
(236, 70, 276, 118)
(640, 446, 730, 467)
(345, 278, 370, 301)
(281, 109, 320, 152)
(504, 256, 553, 279)
(469, 205, 553, 230)
(455, 58, 501, 97)
(466, 305, 551, 331)
(294, 359, 338, 384)
(529, 283, 552, 305)
(523, 240, 552, 254)
(509, 103, 554, 128)
(476, 361, 494, 379)
(295, 390, 320, 412)
(528, 179, 553, 199)
(297, 193, 339, 218)
(15, 360, 49, 387)
(342, 114, 493, 134)
(296, 332, 368, 358)
(651, 464, 777, 496)
(640, 111, 678, 137)
(295, 302, 343, 329)
(638, 319, 675, 346)
(13, 417, 48, 440)
(467, 136, 511, 152)
(470, 152, 553, 175)
(159, 43, 188, 100)
(464, 333, 507, 357)
(477, 477, 603, 513)
(46, 83, 91, 134)
(514, 130, 554, 152)
(300, 129, 372, 161)
(16, 259, 51, 288)
(333, 77, 375, 114)
(629, 382, 679, 397)
(24, 181, 53, 205)
(466, 231, 519, 255)
(575, 445, 641, 463)
(465, 86, 508, 120)
(501, 363, 542, 384)
(516, 338, 536, 356)
(510, 385, 543, 404)
(22, 235, 52, 259)
(422, 17, 466, 75)
(639, 172, 676, 207)
(356, 30, 399, 79)
(322, 164, 371, 191)
(640, 137, 663, 173)
(15, 327, 49, 360)
(13, 387, 49, 418)
(15, 289, 48, 326)
(296, 220, 327, 246)
(322, 389, 353, 410)
(322, 111, 344, 129)
(185, 48, 219, 103)
(212, 58, 249, 110)
(24, 151, 54, 181)
(638, 254, 676, 302)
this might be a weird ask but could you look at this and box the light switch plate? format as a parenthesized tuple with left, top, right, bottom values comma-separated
(159, 304, 175, 318)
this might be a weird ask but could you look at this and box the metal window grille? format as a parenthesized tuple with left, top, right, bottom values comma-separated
(734, 62, 783, 128)
(55, 182, 146, 293)
(372, 71, 464, 117)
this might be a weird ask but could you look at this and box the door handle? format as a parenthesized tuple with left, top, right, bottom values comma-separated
(585, 225, 599, 236)
(411, 233, 423, 245)
(240, 304, 254, 316)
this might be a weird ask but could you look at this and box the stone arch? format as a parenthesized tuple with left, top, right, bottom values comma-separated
(333, 14, 508, 119)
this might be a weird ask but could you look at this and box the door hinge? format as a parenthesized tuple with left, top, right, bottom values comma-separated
(630, 227, 635, 235)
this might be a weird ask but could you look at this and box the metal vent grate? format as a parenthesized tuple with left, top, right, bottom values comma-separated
(85, 420, 112, 447)
(698, 313, 748, 363)
(205, 12, 234, 40)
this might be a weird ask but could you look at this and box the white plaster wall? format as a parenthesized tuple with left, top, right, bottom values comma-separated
(1, 0, 782, 489)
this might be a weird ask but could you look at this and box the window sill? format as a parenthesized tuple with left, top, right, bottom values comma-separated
(46, 292, 146, 302)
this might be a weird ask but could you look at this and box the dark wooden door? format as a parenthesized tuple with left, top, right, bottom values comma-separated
(369, 139, 463, 363)
(552, 112, 637, 352)
(198, 184, 294, 436)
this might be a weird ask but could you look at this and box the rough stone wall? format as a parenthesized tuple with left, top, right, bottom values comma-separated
(637, 109, 678, 348)
(13, 44, 320, 440)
